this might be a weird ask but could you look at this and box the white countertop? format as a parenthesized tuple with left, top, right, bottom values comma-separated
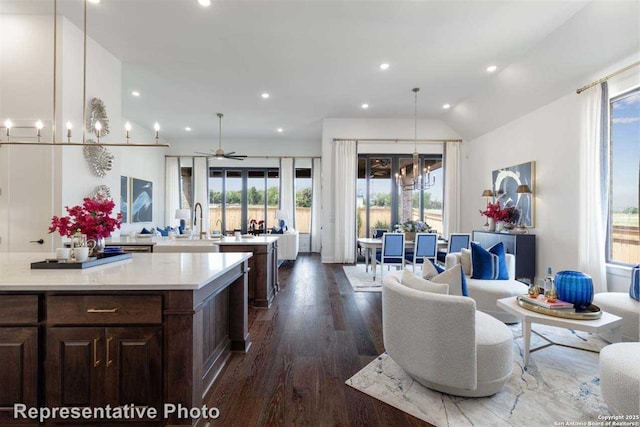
(213, 236, 280, 245)
(0, 252, 252, 291)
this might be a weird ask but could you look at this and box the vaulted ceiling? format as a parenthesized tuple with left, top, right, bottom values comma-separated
(4, 0, 639, 141)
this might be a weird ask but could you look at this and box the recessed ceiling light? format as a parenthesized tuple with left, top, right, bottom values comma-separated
(379, 63, 390, 70)
(131, 91, 140, 97)
(197, 0, 211, 6)
(261, 93, 270, 99)
(442, 104, 451, 110)
(185, 127, 192, 132)
(361, 103, 369, 109)
(88, 0, 100, 4)
(276, 128, 283, 133)
(486, 65, 498, 73)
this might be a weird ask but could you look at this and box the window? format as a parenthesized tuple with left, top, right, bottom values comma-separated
(357, 154, 443, 238)
(208, 168, 279, 234)
(608, 88, 640, 265)
(295, 168, 312, 233)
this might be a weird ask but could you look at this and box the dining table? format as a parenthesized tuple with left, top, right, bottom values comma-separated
(357, 237, 448, 280)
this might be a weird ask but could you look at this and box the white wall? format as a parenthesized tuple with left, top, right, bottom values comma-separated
(321, 118, 460, 263)
(459, 55, 640, 291)
(0, 14, 166, 251)
(167, 137, 321, 159)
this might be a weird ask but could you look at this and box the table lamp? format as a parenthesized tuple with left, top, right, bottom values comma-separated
(175, 209, 191, 234)
(481, 190, 493, 227)
(275, 210, 289, 229)
(516, 185, 532, 232)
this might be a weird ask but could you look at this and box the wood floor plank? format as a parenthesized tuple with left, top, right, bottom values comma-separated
(203, 254, 432, 426)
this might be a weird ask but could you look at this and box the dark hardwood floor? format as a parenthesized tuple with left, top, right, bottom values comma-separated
(205, 254, 432, 426)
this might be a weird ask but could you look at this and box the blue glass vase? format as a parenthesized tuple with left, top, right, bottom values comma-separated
(555, 271, 594, 310)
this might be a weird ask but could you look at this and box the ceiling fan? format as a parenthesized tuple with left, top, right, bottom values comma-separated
(196, 113, 247, 160)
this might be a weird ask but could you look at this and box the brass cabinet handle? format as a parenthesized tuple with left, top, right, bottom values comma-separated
(106, 337, 113, 368)
(87, 308, 118, 313)
(93, 337, 101, 367)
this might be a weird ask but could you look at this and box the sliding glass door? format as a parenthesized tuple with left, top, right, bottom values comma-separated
(358, 154, 443, 237)
(209, 168, 279, 233)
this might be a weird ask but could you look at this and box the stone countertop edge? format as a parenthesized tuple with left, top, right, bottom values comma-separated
(0, 252, 253, 292)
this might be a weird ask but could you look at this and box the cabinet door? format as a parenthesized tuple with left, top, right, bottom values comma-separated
(46, 327, 104, 408)
(0, 328, 37, 420)
(104, 327, 162, 409)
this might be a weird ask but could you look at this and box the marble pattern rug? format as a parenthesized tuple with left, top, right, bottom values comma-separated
(342, 264, 384, 292)
(346, 324, 612, 426)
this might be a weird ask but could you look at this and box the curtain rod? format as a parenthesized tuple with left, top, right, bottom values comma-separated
(332, 138, 462, 143)
(165, 155, 321, 159)
(576, 61, 640, 94)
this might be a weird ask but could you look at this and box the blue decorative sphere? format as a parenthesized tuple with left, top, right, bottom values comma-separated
(555, 271, 594, 310)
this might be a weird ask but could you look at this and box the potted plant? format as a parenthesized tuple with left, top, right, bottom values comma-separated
(394, 220, 432, 241)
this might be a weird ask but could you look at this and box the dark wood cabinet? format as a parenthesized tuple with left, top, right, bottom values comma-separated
(472, 231, 536, 282)
(0, 294, 39, 426)
(46, 326, 162, 420)
(46, 327, 105, 409)
(0, 327, 38, 424)
(216, 240, 278, 308)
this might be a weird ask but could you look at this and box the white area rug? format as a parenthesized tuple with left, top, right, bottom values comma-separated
(342, 263, 384, 292)
(346, 324, 612, 427)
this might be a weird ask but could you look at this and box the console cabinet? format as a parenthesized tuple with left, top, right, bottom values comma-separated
(472, 231, 536, 282)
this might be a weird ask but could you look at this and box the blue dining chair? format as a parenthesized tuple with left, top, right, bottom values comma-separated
(375, 233, 405, 280)
(437, 233, 471, 264)
(405, 232, 438, 272)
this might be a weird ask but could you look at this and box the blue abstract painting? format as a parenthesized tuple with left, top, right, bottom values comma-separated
(131, 178, 153, 223)
(492, 161, 535, 227)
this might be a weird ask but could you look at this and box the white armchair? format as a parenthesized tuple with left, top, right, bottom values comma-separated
(382, 276, 513, 397)
(445, 252, 528, 323)
(277, 229, 299, 261)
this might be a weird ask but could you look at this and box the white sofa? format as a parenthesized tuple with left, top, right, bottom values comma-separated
(383, 275, 513, 397)
(599, 342, 640, 415)
(593, 292, 639, 342)
(277, 230, 299, 261)
(445, 252, 529, 323)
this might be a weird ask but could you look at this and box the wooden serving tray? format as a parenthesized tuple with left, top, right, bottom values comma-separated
(516, 295, 602, 320)
(31, 252, 132, 269)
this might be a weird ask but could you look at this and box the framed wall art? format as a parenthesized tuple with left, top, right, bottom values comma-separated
(131, 178, 153, 223)
(491, 161, 535, 227)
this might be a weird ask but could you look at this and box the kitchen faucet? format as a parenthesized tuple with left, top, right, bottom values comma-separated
(193, 202, 205, 239)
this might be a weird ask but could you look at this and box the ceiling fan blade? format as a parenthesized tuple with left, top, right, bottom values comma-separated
(226, 156, 245, 161)
(225, 154, 247, 158)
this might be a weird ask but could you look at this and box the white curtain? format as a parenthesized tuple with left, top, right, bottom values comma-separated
(164, 157, 180, 226)
(279, 158, 295, 228)
(311, 157, 322, 253)
(578, 83, 608, 293)
(193, 157, 209, 234)
(333, 141, 357, 263)
(443, 141, 460, 239)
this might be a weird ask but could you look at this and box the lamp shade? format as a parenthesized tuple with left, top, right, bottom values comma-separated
(175, 209, 191, 220)
(481, 190, 494, 197)
(275, 210, 289, 221)
(516, 184, 532, 194)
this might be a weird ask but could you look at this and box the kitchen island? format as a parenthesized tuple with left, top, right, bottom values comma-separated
(0, 252, 252, 426)
(213, 236, 279, 308)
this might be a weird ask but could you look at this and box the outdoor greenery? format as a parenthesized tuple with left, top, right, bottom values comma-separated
(364, 192, 441, 209)
(209, 186, 313, 207)
(621, 207, 639, 215)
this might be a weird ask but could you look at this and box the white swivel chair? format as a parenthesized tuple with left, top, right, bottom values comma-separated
(382, 276, 513, 397)
(405, 232, 437, 273)
(375, 233, 405, 281)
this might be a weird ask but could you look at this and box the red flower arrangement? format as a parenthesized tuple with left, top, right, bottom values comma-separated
(49, 196, 122, 240)
(480, 202, 520, 224)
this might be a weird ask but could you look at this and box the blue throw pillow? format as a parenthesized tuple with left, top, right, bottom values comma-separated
(271, 227, 284, 234)
(471, 242, 509, 280)
(140, 227, 152, 234)
(630, 264, 640, 302)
